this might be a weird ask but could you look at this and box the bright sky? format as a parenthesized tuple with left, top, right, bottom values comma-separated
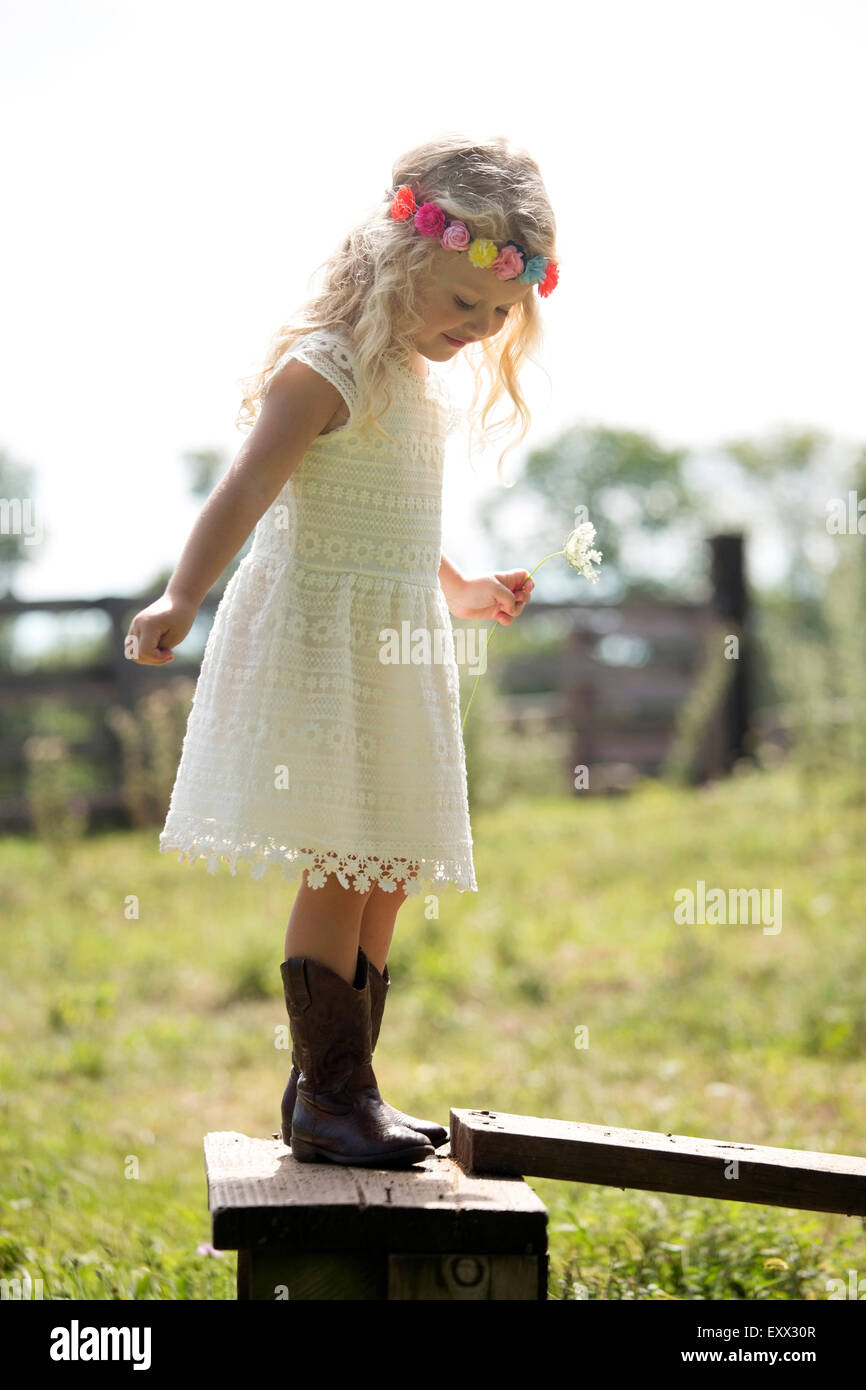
(2, 0, 864, 626)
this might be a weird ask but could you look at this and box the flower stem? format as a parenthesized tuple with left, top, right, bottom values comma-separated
(460, 551, 564, 733)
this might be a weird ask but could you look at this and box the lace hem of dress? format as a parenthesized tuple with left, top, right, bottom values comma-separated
(159, 826, 477, 895)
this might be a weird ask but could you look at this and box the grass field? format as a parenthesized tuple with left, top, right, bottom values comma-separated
(1, 759, 865, 1300)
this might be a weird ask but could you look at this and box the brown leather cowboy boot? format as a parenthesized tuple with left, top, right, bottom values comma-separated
(281, 947, 448, 1148)
(280, 949, 434, 1167)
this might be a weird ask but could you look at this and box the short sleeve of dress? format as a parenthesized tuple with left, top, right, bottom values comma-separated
(264, 328, 360, 430)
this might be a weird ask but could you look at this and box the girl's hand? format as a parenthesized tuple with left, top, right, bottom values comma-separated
(446, 570, 534, 625)
(125, 591, 198, 665)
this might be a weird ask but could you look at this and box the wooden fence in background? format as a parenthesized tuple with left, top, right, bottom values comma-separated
(0, 534, 753, 829)
(482, 533, 753, 789)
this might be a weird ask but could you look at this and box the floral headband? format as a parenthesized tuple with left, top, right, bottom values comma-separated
(386, 184, 559, 298)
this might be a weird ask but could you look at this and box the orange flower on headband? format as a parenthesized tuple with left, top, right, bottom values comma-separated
(538, 260, 560, 298)
(390, 185, 417, 221)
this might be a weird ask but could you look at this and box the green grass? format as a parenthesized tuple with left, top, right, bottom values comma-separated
(1, 760, 865, 1300)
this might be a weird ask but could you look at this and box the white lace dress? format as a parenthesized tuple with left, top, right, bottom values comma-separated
(159, 327, 478, 896)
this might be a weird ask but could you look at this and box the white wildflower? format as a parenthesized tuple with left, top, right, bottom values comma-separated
(564, 523, 603, 584)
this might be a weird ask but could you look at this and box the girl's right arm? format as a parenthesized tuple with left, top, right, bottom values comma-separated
(127, 359, 344, 665)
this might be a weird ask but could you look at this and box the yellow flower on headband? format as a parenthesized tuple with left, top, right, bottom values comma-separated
(467, 238, 498, 270)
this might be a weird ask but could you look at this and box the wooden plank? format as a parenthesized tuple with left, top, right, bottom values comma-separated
(583, 670, 704, 703)
(576, 731, 676, 758)
(0, 788, 127, 829)
(0, 677, 120, 706)
(204, 1132, 548, 1254)
(450, 1110, 866, 1217)
(574, 605, 715, 640)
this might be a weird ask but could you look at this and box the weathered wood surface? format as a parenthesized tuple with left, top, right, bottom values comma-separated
(235, 1248, 543, 1300)
(204, 1131, 548, 1254)
(451, 1110, 866, 1217)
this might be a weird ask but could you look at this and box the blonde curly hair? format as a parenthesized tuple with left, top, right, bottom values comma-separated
(235, 130, 559, 481)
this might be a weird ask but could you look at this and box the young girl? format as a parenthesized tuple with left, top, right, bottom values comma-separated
(127, 132, 559, 1170)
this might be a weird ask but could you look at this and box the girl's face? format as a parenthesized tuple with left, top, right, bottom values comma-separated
(410, 245, 532, 370)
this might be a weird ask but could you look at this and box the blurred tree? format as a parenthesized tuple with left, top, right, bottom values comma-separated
(135, 445, 248, 601)
(480, 423, 704, 603)
(481, 422, 860, 609)
(0, 448, 40, 598)
(719, 426, 838, 603)
(180, 446, 252, 595)
(0, 448, 40, 665)
(184, 447, 226, 500)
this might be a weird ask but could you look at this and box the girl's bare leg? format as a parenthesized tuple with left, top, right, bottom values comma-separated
(358, 881, 409, 974)
(284, 870, 376, 984)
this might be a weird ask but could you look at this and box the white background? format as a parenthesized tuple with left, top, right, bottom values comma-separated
(1, 0, 863, 615)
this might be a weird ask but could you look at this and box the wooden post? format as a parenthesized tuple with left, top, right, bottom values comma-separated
(204, 1132, 548, 1301)
(709, 533, 752, 771)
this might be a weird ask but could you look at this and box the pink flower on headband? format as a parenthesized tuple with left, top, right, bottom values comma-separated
(441, 220, 470, 251)
(414, 202, 446, 237)
(491, 243, 526, 280)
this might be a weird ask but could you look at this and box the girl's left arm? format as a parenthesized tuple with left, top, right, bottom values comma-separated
(438, 552, 467, 608)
